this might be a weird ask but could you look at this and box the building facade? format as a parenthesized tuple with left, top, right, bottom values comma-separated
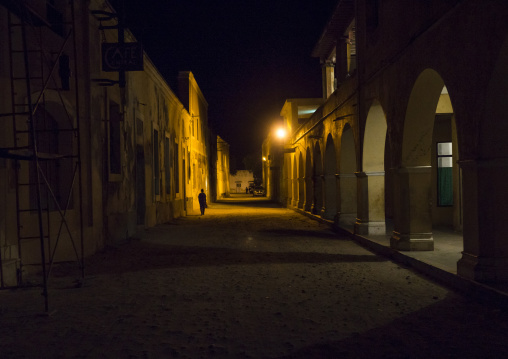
(177, 71, 211, 215)
(216, 135, 230, 199)
(229, 170, 254, 194)
(0, 0, 223, 288)
(265, 0, 508, 284)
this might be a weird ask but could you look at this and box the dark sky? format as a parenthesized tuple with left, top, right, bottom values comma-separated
(117, 0, 337, 164)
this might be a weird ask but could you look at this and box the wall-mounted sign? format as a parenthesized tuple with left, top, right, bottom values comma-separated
(102, 42, 143, 72)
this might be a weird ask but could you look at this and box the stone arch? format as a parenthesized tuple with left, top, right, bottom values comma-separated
(392, 68, 461, 251)
(363, 101, 387, 172)
(312, 142, 323, 215)
(304, 147, 313, 212)
(339, 123, 357, 227)
(323, 134, 338, 220)
(402, 69, 445, 167)
(357, 100, 387, 234)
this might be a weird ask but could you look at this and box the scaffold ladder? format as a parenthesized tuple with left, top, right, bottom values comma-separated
(0, 1, 85, 313)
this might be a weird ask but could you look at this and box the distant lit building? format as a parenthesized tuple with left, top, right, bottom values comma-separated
(230, 170, 254, 194)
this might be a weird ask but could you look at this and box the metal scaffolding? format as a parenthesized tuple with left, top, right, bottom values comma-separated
(0, 0, 84, 312)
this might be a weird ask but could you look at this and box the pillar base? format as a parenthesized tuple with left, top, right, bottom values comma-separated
(338, 213, 356, 227)
(390, 231, 434, 251)
(355, 220, 386, 235)
(458, 252, 508, 282)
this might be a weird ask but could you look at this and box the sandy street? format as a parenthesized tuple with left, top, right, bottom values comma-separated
(1, 198, 508, 358)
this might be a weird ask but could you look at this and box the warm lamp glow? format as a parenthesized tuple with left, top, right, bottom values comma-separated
(275, 127, 286, 139)
(262, 156, 267, 161)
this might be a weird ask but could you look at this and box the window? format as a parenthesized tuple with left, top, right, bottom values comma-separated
(164, 136, 171, 195)
(30, 106, 73, 211)
(437, 142, 453, 206)
(346, 25, 356, 74)
(153, 129, 160, 196)
(109, 102, 121, 175)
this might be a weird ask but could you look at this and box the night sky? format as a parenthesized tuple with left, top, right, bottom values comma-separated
(117, 0, 338, 165)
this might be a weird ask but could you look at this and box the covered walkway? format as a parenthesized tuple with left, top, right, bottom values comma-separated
(296, 209, 508, 304)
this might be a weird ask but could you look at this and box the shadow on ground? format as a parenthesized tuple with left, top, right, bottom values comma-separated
(213, 199, 280, 207)
(258, 228, 340, 239)
(278, 294, 508, 359)
(49, 240, 388, 277)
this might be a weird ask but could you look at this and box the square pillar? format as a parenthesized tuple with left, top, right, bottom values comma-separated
(304, 176, 312, 212)
(355, 171, 386, 235)
(291, 177, 298, 207)
(320, 174, 336, 220)
(390, 166, 434, 251)
(458, 159, 508, 282)
(298, 178, 304, 209)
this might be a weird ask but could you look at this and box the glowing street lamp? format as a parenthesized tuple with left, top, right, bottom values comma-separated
(275, 127, 286, 140)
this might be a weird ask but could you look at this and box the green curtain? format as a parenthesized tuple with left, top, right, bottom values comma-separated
(438, 167, 453, 206)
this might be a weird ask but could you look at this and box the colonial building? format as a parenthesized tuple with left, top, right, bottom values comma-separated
(0, 0, 225, 292)
(177, 71, 211, 215)
(265, 0, 508, 284)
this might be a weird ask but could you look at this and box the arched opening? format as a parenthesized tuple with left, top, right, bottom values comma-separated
(357, 100, 388, 235)
(432, 86, 460, 230)
(323, 134, 338, 220)
(339, 123, 357, 229)
(304, 147, 313, 212)
(312, 143, 323, 215)
(392, 68, 462, 252)
(298, 152, 304, 208)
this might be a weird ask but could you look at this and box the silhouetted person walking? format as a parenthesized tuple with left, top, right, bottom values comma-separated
(198, 189, 207, 215)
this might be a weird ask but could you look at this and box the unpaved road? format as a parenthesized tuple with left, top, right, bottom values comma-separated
(1, 198, 508, 358)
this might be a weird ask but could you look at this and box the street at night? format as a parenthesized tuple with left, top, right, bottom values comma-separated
(2, 1, 508, 358)
(1, 196, 507, 358)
